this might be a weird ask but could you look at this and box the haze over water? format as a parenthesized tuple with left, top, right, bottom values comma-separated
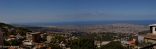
(0, 0, 156, 25)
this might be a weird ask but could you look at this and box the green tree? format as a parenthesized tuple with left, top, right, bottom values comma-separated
(51, 35, 65, 44)
(49, 44, 63, 49)
(4, 40, 20, 46)
(70, 37, 95, 49)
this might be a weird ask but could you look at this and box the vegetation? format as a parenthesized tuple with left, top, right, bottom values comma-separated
(138, 30, 150, 35)
(49, 44, 63, 49)
(70, 37, 95, 49)
(0, 23, 135, 49)
(94, 33, 116, 41)
(51, 35, 65, 44)
(4, 40, 20, 46)
(0, 23, 31, 46)
(0, 23, 30, 36)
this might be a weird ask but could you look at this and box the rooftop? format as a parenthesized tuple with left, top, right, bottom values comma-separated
(149, 24, 156, 26)
(144, 33, 156, 40)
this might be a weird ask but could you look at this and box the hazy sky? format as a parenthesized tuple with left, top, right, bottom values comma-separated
(0, 0, 156, 23)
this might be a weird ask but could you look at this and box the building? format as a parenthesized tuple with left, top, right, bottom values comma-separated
(0, 31, 3, 46)
(144, 24, 156, 43)
(26, 32, 32, 40)
(31, 32, 42, 43)
(94, 41, 110, 48)
(46, 35, 53, 43)
(5, 35, 16, 41)
(23, 40, 33, 46)
(26, 32, 42, 43)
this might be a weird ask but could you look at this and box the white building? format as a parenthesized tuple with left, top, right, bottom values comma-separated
(23, 40, 33, 46)
(144, 24, 156, 43)
(46, 35, 53, 43)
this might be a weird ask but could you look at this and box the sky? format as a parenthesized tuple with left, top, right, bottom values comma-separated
(0, 0, 156, 24)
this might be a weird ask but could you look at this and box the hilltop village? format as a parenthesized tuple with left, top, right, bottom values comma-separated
(0, 23, 152, 49)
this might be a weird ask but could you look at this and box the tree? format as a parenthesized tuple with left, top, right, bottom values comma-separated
(70, 37, 95, 49)
(51, 35, 65, 44)
(49, 44, 63, 49)
(4, 40, 20, 46)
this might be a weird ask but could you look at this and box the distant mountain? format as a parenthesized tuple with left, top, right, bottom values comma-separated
(11, 24, 39, 27)
(0, 23, 16, 45)
(0, 23, 15, 28)
(0, 22, 30, 36)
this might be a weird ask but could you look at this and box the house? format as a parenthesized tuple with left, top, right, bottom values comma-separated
(46, 34, 53, 43)
(94, 41, 110, 48)
(0, 31, 3, 46)
(144, 24, 156, 43)
(23, 40, 33, 46)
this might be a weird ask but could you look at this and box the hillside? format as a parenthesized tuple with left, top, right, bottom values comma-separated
(0, 23, 30, 36)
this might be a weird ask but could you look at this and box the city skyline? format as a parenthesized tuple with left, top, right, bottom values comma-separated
(0, 0, 156, 23)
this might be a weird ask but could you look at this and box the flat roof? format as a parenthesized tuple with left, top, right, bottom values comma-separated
(31, 32, 40, 34)
(149, 24, 156, 26)
(144, 34, 156, 40)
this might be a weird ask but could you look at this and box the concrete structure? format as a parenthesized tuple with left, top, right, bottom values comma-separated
(149, 24, 156, 34)
(0, 31, 3, 46)
(23, 40, 33, 46)
(31, 32, 42, 43)
(26, 32, 42, 43)
(144, 24, 156, 43)
(138, 35, 144, 42)
(46, 35, 53, 43)
(94, 41, 110, 48)
(26, 32, 32, 40)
